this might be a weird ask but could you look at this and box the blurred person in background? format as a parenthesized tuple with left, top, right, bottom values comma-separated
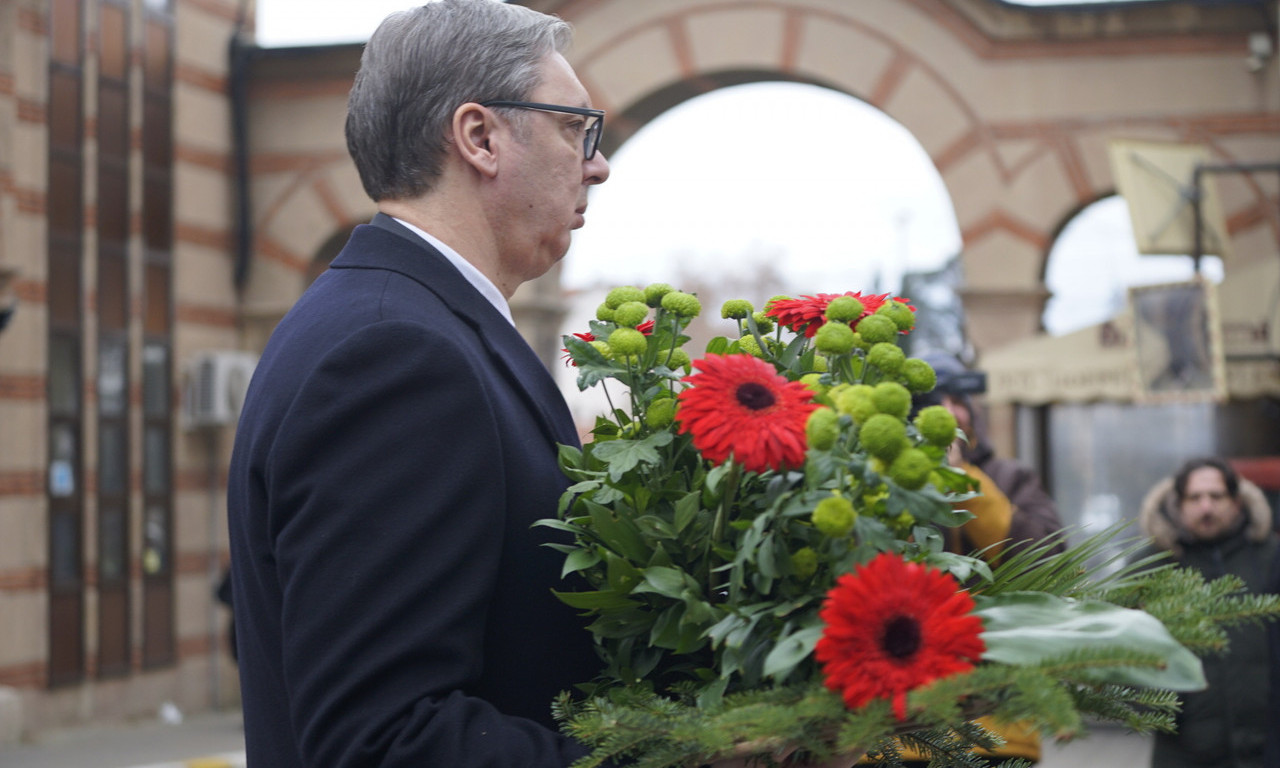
(918, 354, 1066, 559)
(1138, 457, 1277, 768)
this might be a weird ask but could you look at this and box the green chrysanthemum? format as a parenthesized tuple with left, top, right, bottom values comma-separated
(878, 299, 916, 332)
(643, 282, 675, 307)
(751, 312, 775, 334)
(836, 384, 877, 424)
(661, 291, 702, 318)
(646, 397, 677, 429)
(889, 447, 933, 490)
(806, 406, 840, 450)
(608, 327, 647, 357)
(856, 313, 898, 345)
(914, 405, 958, 448)
(721, 299, 753, 320)
(799, 372, 826, 395)
(595, 303, 615, 322)
(606, 286, 646, 309)
(871, 381, 912, 419)
(814, 322, 856, 355)
(738, 335, 767, 359)
(791, 547, 819, 580)
(665, 348, 691, 370)
(866, 343, 905, 376)
(860, 413, 908, 461)
(902, 358, 937, 394)
(824, 295, 865, 323)
(589, 340, 611, 359)
(812, 494, 857, 537)
(613, 301, 649, 328)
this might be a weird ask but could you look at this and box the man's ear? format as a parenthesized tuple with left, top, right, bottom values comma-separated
(453, 103, 500, 178)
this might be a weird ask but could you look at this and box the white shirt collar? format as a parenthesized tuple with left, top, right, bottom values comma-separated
(390, 217, 515, 326)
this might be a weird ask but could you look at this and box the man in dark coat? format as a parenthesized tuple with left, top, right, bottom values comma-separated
(1139, 457, 1277, 768)
(226, 2, 611, 765)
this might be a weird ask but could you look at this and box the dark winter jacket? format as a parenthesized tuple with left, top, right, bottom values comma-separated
(1138, 476, 1277, 768)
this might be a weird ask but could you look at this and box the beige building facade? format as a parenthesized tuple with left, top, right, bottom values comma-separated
(0, 0, 1276, 739)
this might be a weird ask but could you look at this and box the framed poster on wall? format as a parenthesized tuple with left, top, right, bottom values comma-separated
(1130, 278, 1226, 402)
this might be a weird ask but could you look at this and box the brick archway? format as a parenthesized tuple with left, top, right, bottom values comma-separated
(525, 0, 1279, 355)
(242, 0, 1278, 360)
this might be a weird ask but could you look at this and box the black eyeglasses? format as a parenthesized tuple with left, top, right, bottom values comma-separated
(481, 100, 605, 160)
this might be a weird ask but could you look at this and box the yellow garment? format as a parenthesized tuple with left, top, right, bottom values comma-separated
(952, 462, 1013, 559)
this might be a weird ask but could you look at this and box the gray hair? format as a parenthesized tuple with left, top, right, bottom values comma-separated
(345, 0, 572, 201)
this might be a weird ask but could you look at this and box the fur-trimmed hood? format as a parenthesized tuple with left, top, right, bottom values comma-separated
(1139, 475, 1273, 556)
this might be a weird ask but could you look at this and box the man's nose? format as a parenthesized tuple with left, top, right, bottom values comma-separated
(585, 151, 610, 184)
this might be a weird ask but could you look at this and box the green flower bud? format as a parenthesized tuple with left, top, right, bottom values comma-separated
(812, 495, 857, 537)
(738, 335, 767, 359)
(589, 340, 611, 359)
(811, 355, 829, 372)
(866, 343, 905, 376)
(665, 348, 691, 369)
(606, 286, 646, 309)
(850, 331, 871, 351)
(720, 299, 753, 320)
(613, 301, 649, 328)
(661, 291, 702, 318)
(860, 413, 908, 461)
(871, 381, 911, 419)
(646, 397, 677, 429)
(878, 300, 916, 332)
(902, 358, 937, 394)
(751, 312, 775, 334)
(791, 547, 819, 580)
(644, 282, 675, 307)
(608, 327, 648, 357)
(799, 372, 826, 395)
(856, 313, 897, 345)
(891, 511, 916, 536)
(914, 405, 958, 448)
(824, 296, 865, 323)
(836, 384, 877, 424)
(806, 407, 840, 450)
(814, 322, 856, 355)
(889, 447, 933, 490)
(596, 303, 616, 322)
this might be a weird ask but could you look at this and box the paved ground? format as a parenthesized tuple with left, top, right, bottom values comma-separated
(0, 707, 1151, 768)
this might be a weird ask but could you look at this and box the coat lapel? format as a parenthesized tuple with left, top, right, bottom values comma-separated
(336, 215, 580, 449)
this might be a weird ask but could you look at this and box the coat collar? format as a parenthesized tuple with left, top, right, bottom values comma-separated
(331, 214, 581, 450)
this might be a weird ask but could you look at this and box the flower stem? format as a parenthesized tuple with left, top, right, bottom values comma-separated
(708, 460, 741, 600)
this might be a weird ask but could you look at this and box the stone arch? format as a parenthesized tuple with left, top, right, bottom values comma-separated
(536, 0, 1278, 355)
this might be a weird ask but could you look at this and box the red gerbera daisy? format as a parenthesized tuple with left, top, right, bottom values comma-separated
(562, 320, 656, 365)
(675, 354, 818, 473)
(815, 552, 985, 721)
(765, 292, 912, 338)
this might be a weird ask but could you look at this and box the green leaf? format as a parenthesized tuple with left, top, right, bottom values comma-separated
(976, 591, 1206, 691)
(591, 431, 672, 481)
(763, 625, 824, 680)
(673, 492, 701, 534)
(636, 566, 694, 600)
(562, 547, 603, 577)
(586, 499, 650, 562)
(551, 588, 641, 611)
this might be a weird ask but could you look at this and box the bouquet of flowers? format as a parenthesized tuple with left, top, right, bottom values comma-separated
(543, 284, 1278, 768)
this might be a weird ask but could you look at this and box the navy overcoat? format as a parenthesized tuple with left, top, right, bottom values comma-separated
(227, 214, 599, 767)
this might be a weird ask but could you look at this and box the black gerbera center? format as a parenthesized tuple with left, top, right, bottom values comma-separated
(881, 614, 922, 660)
(735, 382, 776, 411)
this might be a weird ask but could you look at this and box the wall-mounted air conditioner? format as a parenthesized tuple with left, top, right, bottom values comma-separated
(182, 351, 257, 429)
